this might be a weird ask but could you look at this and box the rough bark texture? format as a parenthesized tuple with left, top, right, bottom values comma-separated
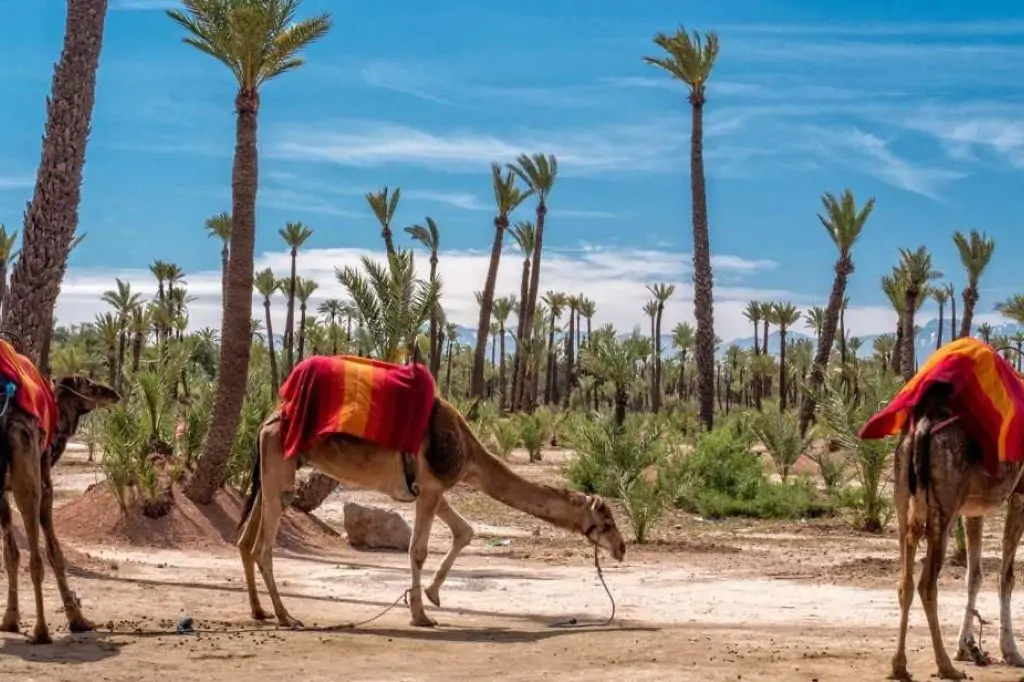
(4, 0, 108, 364)
(778, 328, 789, 410)
(283, 249, 297, 373)
(959, 286, 978, 339)
(936, 303, 945, 350)
(291, 471, 337, 513)
(688, 95, 715, 430)
(515, 202, 547, 412)
(185, 90, 259, 504)
(900, 288, 918, 382)
(950, 296, 958, 341)
(798, 260, 850, 436)
(652, 304, 664, 412)
(511, 255, 531, 411)
(470, 216, 507, 398)
(428, 255, 440, 378)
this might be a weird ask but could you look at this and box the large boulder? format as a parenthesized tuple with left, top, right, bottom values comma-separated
(343, 502, 411, 551)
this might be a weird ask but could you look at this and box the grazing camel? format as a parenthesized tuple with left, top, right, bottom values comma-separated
(0, 375, 120, 644)
(889, 381, 1024, 680)
(237, 397, 627, 628)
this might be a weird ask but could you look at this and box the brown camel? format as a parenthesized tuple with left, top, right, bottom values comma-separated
(0, 375, 120, 644)
(891, 382, 1024, 680)
(237, 398, 627, 628)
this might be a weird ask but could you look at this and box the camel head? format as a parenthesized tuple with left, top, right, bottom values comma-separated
(580, 494, 626, 561)
(53, 375, 121, 414)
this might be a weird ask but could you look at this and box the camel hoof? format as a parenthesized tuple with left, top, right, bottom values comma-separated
(937, 666, 966, 680)
(68, 617, 95, 633)
(1004, 651, 1024, 668)
(29, 628, 52, 645)
(425, 586, 441, 608)
(277, 616, 303, 629)
(0, 614, 19, 633)
(252, 608, 270, 622)
(410, 614, 436, 628)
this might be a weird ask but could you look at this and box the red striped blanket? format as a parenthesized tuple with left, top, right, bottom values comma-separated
(0, 339, 57, 448)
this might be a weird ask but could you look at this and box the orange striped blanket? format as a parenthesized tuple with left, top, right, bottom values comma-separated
(859, 337, 1024, 473)
(278, 355, 437, 458)
(0, 339, 57, 448)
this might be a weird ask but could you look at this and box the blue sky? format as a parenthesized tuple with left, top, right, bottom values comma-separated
(1, 0, 1023, 341)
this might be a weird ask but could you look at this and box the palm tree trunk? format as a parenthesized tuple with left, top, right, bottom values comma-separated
(428, 257, 440, 378)
(545, 318, 557, 405)
(562, 311, 575, 409)
(891, 321, 904, 375)
(951, 295, 958, 341)
(3, 0, 108, 366)
(498, 326, 507, 410)
(471, 217, 506, 398)
(779, 329, 789, 410)
(264, 299, 279, 393)
(131, 332, 142, 375)
(936, 302, 945, 350)
(690, 92, 716, 430)
(798, 261, 850, 436)
(221, 244, 229, 306)
(297, 305, 307, 362)
(283, 248, 297, 373)
(901, 289, 918, 381)
(444, 339, 453, 396)
(520, 202, 547, 405)
(512, 257, 531, 411)
(653, 308, 664, 412)
(960, 286, 978, 339)
(185, 88, 259, 505)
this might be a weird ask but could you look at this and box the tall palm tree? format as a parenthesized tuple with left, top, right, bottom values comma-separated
(279, 221, 313, 373)
(647, 283, 675, 412)
(509, 220, 536, 411)
(508, 154, 557, 409)
(101, 278, 141, 390)
(405, 217, 441, 376)
(471, 163, 532, 398)
(803, 305, 825, 346)
(882, 269, 907, 375)
(644, 26, 719, 429)
(168, 0, 332, 504)
(3, 0, 109, 367)
(94, 312, 120, 387)
(671, 321, 694, 399)
(205, 211, 232, 302)
(562, 294, 582, 407)
(0, 224, 19, 322)
(953, 229, 996, 339)
(932, 285, 950, 350)
(317, 297, 343, 355)
(443, 322, 458, 397)
(797, 189, 874, 436)
(367, 186, 401, 258)
(943, 282, 957, 344)
(542, 291, 566, 405)
(492, 295, 516, 410)
(743, 301, 762, 355)
(254, 268, 280, 392)
(128, 304, 151, 375)
(771, 302, 801, 410)
(898, 247, 942, 380)
(295, 276, 319, 363)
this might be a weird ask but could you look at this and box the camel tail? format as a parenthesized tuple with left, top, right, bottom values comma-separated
(0, 416, 10, 495)
(907, 414, 933, 529)
(237, 428, 263, 531)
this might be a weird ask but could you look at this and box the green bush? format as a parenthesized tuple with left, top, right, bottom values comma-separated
(226, 369, 274, 491)
(492, 418, 521, 458)
(565, 415, 666, 497)
(517, 412, 548, 461)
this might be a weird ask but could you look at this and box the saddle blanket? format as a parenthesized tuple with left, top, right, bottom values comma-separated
(278, 354, 436, 459)
(859, 337, 1024, 473)
(0, 339, 57, 448)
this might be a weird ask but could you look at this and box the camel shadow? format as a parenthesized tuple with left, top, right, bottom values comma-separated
(0, 629, 139, 664)
(337, 622, 660, 644)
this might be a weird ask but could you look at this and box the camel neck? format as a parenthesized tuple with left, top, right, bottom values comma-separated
(465, 437, 587, 533)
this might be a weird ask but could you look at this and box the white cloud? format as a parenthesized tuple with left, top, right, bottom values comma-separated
(0, 176, 32, 191)
(266, 119, 690, 176)
(403, 190, 489, 212)
(901, 113, 1024, 169)
(54, 244, 917, 345)
(110, 0, 180, 9)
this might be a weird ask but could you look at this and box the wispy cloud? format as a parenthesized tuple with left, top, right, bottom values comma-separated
(110, 0, 180, 9)
(900, 110, 1024, 169)
(259, 188, 363, 218)
(721, 20, 1024, 37)
(0, 176, 32, 191)
(267, 119, 697, 176)
(799, 126, 965, 199)
(403, 190, 489, 211)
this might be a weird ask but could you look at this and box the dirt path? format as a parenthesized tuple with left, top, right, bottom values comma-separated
(9, 445, 1023, 680)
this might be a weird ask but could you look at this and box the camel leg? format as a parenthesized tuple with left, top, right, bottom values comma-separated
(0, 495, 19, 633)
(999, 493, 1024, 666)
(252, 439, 301, 628)
(954, 516, 986, 663)
(236, 487, 269, 621)
(39, 457, 92, 632)
(919, 511, 964, 680)
(425, 497, 474, 607)
(891, 507, 921, 680)
(10, 447, 51, 645)
(408, 488, 442, 627)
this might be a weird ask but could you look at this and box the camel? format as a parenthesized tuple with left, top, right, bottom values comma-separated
(0, 375, 120, 644)
(237, 397, 627, 628)
(891, 382, 1024, 680)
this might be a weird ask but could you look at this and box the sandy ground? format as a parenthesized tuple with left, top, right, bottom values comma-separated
(4, 445, 1024, 680)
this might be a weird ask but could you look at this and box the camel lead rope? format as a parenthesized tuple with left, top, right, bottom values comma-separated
(549, 546, 617, 628)
(972, 608, 992, 666)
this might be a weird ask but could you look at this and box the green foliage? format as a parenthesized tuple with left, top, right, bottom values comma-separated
(96, 388, 161, 514)
(226, 369, 275, 492)
(618, 474, 670, 544)
(517, 411, 548, 461)
(751, 407, 814, 482)
(565, 414, 666, 497)
(492, 419, 521, 459)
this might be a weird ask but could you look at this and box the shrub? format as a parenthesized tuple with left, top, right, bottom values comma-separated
(492, 419, 521, 459)
(751, 407, 814, 482)
(566, 415, 666, 497)
(518, 412, 548, 461)
(618, 473, 670, 544)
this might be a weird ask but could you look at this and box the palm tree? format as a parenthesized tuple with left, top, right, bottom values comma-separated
(317, 297, 343, 355)
(366, 186, 401, 258)
(803, 305, 825, 346)
(953, 229, 996, 339)
(798, 189, 874, 436)
(205, 211, 232, 302)
(542, 291, 566, 405)
(898, 247, 942, 380)
(509, 220, 536, 411)
(492, 295, 516, 409)
(295, 277, 319, 363)
(562, 294, 582, 407)
(932, 285, 950, 350)
(254, 268, 280, 392)
(942, 282, 957, 344)
(996, 295, 1024, 332)
(882, 270, 907, 375)
(508, 154, 557, 407)
(279, 221, 313, 373)
(94, 313, 120, 387)
(772, 303, 801, 410)
(671, 322, 694, 399)
(405, 217, 441, 377)
(168, 0, 332, 504)
(471, 163, 532, 398)
(644, 26, 719, 430)
(443, 322, 458, 396)
(337, 250, 439, 363)
(101, 278, 141, 390)
(3, 0, 108, 367)
(647, 283, 675, 412)
(581, 328, 646, 429)
(743, 301, 762, 355)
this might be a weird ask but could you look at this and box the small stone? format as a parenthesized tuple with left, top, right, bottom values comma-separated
(342, 502, 411, 551)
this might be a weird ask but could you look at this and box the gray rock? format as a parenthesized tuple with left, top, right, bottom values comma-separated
(342, 502, 411, 551)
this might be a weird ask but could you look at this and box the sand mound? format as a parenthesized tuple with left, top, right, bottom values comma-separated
(53, 481, 340, 553)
